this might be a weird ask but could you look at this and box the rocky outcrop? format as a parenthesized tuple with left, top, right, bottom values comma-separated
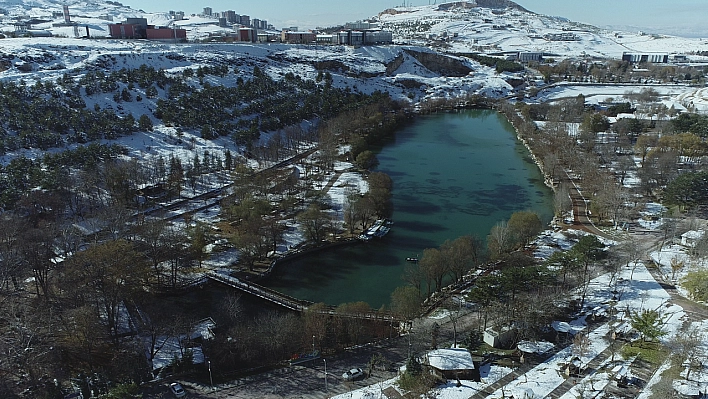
(385, 53, 405, 76)
(404, 50, 472, 77)
(475, 0, 531, 12)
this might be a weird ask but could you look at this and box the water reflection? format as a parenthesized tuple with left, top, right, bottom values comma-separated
(263, 109, 553, 308)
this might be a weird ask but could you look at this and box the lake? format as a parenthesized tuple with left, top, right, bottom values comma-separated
(263, 109, 554, 308)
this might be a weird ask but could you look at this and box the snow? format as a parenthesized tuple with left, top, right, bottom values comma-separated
(1, 1, 707, 395)
(426, 348, 476, 371)
(650, 243, 708, 302)
(329, 362, 515, 399)
(517, 340, 555, 354)
(330, 253, 690, 399)
(638, 202, 667, 230)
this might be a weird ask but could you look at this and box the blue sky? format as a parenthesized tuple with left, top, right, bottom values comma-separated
(132, 0, 708, 35)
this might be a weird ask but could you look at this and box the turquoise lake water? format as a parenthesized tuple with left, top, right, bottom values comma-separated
(263, 109, 554, 308)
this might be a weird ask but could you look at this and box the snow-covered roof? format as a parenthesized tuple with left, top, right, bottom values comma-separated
(426, 348, 475, 371)
(681, 230, 704, 240)
(517, 340, 554, 354)
(551, 320, 585, 334)
(190, 317, 216, 341)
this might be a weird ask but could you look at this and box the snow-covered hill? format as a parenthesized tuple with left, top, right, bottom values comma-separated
(375, 2, 708, 59)
(2, 0, 707, 57)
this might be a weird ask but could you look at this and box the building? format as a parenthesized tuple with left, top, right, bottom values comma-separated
(257, 32, 278, 42)
(108, 18, 186, 41)
(518, 52, 543, 63)
(169, 11, 184, 21)
(681, 230, 705, 248)
(239, 28, 256, 42)
(336, 30, 392, 45)
(337, 30, 363, 45)
(483, 326, 515, 348)
(281, 31, 316, 44)
(239, 15, 250, 27)
(63, 5, 71, 24)
(424, 348, 479, 381)
(622, 52, 670, 64)
(26, 30, 53, 37)
(14, 22, 29, 32)
(146, 27, 186, 41)
(251, 18, 269, 30)
(345, 21, 379, 30)
(363, 30, 393, 44)
(544, 32, 579, 41)
(203, 7, 212, 17)
(316, 34, 335, 44)
(222, 10, 238, 24)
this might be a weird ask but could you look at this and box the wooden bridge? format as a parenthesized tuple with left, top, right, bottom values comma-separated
(207, 271, 312, 311)
(206, 271, 401, 323)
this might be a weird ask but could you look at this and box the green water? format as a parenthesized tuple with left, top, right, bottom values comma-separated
(263, 109, 553, 308)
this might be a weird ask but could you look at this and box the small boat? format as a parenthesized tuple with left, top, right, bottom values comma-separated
(406, 257, 418, 262)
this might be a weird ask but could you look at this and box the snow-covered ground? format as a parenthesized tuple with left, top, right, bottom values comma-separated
(330, 256, 690, 399)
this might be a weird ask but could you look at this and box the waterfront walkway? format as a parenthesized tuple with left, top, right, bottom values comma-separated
(206, 271, 400, 323)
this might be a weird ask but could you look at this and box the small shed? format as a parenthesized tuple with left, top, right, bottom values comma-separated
(517, 340, 554, 363)
(563, 356, 584, 377)
(610, 321, 634, 340)
(551, 320, 584, 343)
(484, 326, 515, 348)
(611, 364, 630, 386)
(681, 230, 704, 248)
(424, 348, 479, 381)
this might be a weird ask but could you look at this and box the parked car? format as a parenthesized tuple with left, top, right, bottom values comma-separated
(169, 382, 186, 398)
(342, 368, 365, 381)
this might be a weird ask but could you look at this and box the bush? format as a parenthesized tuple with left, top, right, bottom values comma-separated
(621, 341, 667, 365)
(100, 383, 140, 399)
(682, 270, 708, 302)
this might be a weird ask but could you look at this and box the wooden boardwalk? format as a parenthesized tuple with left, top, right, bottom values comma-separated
(207, 271, 312, 311)
(206, 271, 401, 323)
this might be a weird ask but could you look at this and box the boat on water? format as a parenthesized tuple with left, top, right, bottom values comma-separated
(406, 257, 418, 262)
(358, 219, 392, 241)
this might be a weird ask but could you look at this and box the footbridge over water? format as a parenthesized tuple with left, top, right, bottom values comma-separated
(206, 271, 401, 323)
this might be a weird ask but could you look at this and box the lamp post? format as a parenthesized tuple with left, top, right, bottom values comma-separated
(408, 327, 413, 359)
(312, 334, 316, 354)
(323, 358, 328, 392)
(208, 360, 213, 390)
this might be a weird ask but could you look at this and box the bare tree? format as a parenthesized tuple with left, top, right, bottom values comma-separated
(419, 248, 446, 297)
(488, 220, 513, 259)
(668, 327, 704, 381)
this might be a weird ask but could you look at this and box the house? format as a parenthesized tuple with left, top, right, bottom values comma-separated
(424, 348, 479, 381)
(516, 340, 554, 363)
(483, 326, 515, 348)
(681, 230, 704, 248)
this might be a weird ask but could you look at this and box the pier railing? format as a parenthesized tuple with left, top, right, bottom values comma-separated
(206, 271, 401, 323)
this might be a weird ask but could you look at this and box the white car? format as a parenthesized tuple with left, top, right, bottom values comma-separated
(169, 382, 186, 398)
(342, 368, 365, 381)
